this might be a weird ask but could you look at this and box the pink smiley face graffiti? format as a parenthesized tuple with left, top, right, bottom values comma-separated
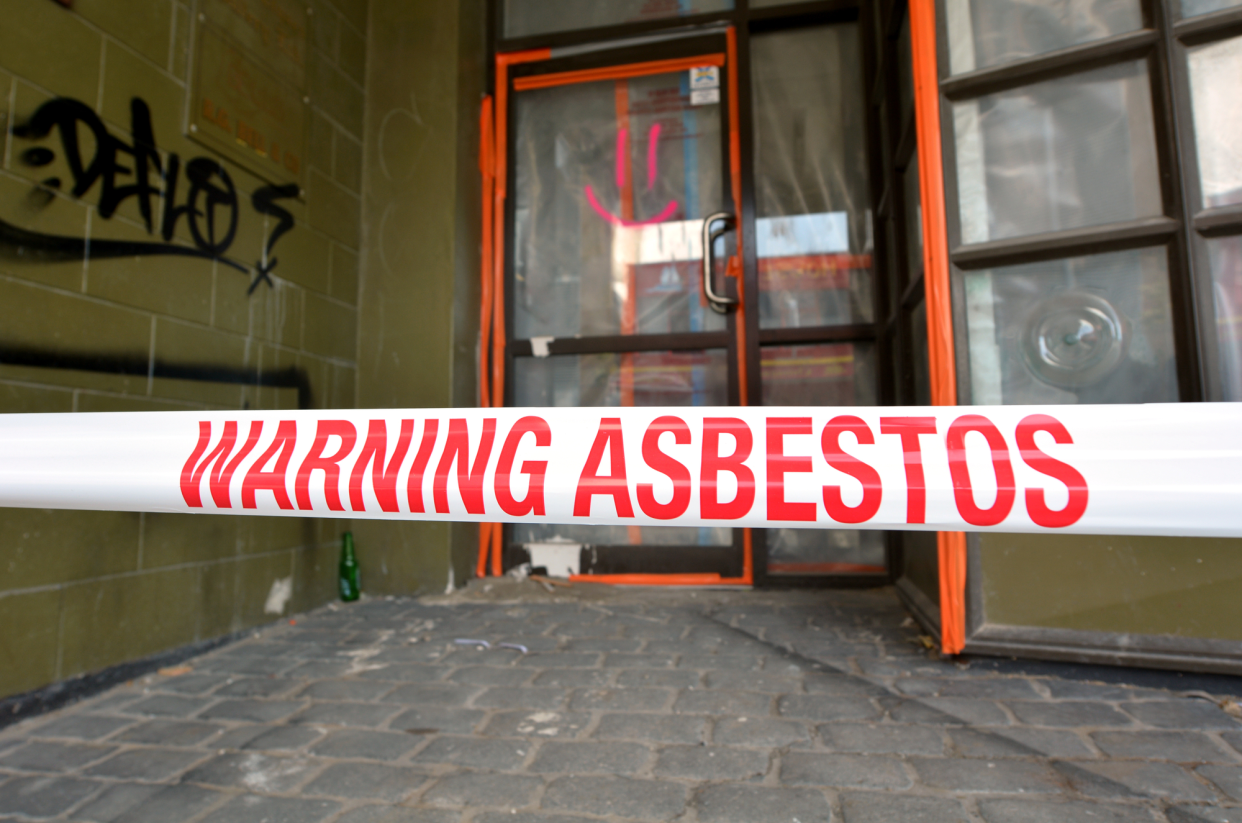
(584, 123, 679, 227)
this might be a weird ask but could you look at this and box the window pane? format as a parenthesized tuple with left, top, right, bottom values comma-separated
(903, 154, 923, 280)
(1182, 0, 1242, 16)
(514, 349, 728, 407)
(963, 248, 1178, 404)
(1206, 236, 1242, 399)
(766, 528, 886, 576)
(514, 350, 731, 548)
(513, 71, 727, 339)
(954, 61, 1161, 245)
(751, 25, 874, 329)
(1188, 35, 1242, 209)
(504, 0, 732, 38)
(911, 302, 932, 405)
(760, 343, 876, 406)
(945, 0, 1142, 75)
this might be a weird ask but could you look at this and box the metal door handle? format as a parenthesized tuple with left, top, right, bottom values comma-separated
(701, 212, 738, 315)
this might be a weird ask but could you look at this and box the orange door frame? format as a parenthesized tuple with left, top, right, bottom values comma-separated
(909, 0, 967, 655)
(478, 34, 754, 587)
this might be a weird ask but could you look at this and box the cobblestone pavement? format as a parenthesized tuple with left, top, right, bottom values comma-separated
(1, 581, 1241, 822)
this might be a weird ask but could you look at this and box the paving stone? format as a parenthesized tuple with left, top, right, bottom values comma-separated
(113, 720, 221, 748)
(84, 748, 206, 781)
(284, 661, 358, 679)
(121, 696, 212, 718)
(1223, 731, 1242, 757)
(1121, 701, 1242, 731)
(616, 669, 701, 688)
(1007, 701, 1134, 728)
(841, 792, 968, 822)
(1196, 764, 1242, 801)
(531, 669, 611, 688)
(0, 741, 117, 772)
(446, 666, 532, 686)
(360, 664, 454, 683)
(310, 730, 420, 761)
(384, 684, 479, 706)
(822, 722, 945, 755)
(198, 794, 339, 823)
(887, 698, 1011, 726)
(571, 687, 671, 712)
(302, 762, 428, 802)
(674, 689, 771, 716)
(110, 783, 225, 823)
(239, 726, 325, 752)
(1092, 731, 1232, 762)
(0, 775, 100, 818)
(911, 757, 1063, 794)
(331, 806, 461, 823)
(1042, 681, 1159, 701)
(412, 736, 532, 770)
(183, 752, 321, 793)
(564, 638, 643, 653)
(69, 781, 163, 821)
(694, 783, 831, 823)
(592, 713, 706, 744)
(604, 653, 677, 669)
(529, 741, 651, 775)
(482, 710, 590, 739)
(201, 656, 292, 676)
(803, 672, 889, 696)
(679, 654, 766, 670)
(199, 700, 305, 723)
(780, 751, 910, 789)
(149, 674, 229, 695)
(977, 798, 1158, 822)
(215, 678, 300, 698)
(475, 688, 567, 711)
(936, 679, 1044, 700)
(421, 771, 544, 808)
(713, 717, 810, 747)
(293, 680, 391, 701)
(473, 813, 597, 823)
(27, 715, 132, 743)
(516, 653, 600, 669)
(654, 744, 769, 780)
(387, 707, 485, 735)
(777, 694, 879, 722)
(1166, 805, 1242, 823)
(292, 702, 402, 727)
(949, 727, 1093, 758)
(704, 670, 804, 692)
(1059, 761, 1216, 801)
(541, 774, 686, 819)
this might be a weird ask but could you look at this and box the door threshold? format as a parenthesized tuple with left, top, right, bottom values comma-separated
(569, 573, 751, 586)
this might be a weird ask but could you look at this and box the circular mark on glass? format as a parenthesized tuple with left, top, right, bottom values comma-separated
(1023, 291, 1126, 388)
(22, 147, 55, 167)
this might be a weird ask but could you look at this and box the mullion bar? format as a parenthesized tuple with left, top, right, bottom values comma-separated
(758, 324, 877, 345)
(509, 332, 733, 358)
(1173, 4, 1242, 45)
(950, 216, 1179, 270)
(940, 29, 1159, 100)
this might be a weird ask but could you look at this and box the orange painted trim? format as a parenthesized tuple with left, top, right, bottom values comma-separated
(568, 573, 749, 586)
(514, 54, 726, 92)
(477, 96, 496, 580)
(909, 0, 966, 655)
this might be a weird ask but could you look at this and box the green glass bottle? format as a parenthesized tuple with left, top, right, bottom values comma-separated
(339, 532, 360, 602)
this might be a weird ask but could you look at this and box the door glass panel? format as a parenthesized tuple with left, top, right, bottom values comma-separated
(911, 302, 931, 405)
(751, 25, 874, 330)
(903, 155, 923, 281)
(513, 71, 727, 340)
(513, 349, 730, 548)
(1188, 35, 1242, 209)
(962, 248, 1178, 405)
(945, 0, 1142, 75)
(767, 529, 886, 576)
(760, 343, 876, 406)
(514, 349, 728, 407)
(504, 0, 733, 38)
(953, 61, 1160, 245)
(1182, 0, 1242, 16)
(1205, 236, 1242, 399)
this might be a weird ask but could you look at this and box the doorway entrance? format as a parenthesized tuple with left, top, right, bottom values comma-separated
(486, 2, 906, 586)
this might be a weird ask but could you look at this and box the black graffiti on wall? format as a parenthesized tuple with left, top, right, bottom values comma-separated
(7, 96, 299, 295)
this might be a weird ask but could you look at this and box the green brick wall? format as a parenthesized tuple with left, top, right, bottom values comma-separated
(0, 0, 372, 700)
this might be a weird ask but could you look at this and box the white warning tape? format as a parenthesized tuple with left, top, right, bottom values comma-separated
(0, 405, 1238, 537)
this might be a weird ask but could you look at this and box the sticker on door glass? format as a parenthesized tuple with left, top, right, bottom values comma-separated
(690, 88, 720, 106)
(689, 66, 719, 90)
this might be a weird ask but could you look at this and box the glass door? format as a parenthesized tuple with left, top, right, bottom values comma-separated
(503, 35, 748, 579)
